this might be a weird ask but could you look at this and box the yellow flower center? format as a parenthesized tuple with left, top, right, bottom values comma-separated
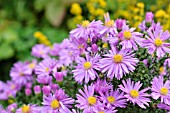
(107, 96, 116, 103)
(99, 111, 105, 113)
(78, 44, 84, 49)
(102, 43, 108, 49)
(159, 66, 164, 74)
(154, 38, 163, 47)
(123, 31, 132, 40)
(29, 63, 35, 69)
(22, 105, 30, 113)
(130, 90, 139, 98)
(51, 99, 60, 109)
(113, 54, 123, 63)
(20, 72, 24, 76)
(45, 68, 49, 72)
(83, 62, 92, 70)
(81, 20, 90, 28)
(88, 96, 96, 105)
(160, 87, 169, 95)
(105, 20, 114, 27)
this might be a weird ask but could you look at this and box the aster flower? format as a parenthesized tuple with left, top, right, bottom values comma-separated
(16, 104, 41, 113)
(151, 76, 170, 105)
(35, 58, 57, 76)
(42, 89, 74, 113)
(93, 79, 113, 93)
(0, 81, 8, 100)
(99, 89, 127, 108)
(76, 85, 99, 113)
(69, 20, 103, 41)
(26, 60, 37, 73)
(139, 12, 155, 31)
(31, 44, 50, 58)
(68, 37, 87, 57)
(100, 13, 117, 36)
(119, 25, 144, 50)
(143, 23, 170, 57)
(100, 48, 139, 79)
(119, 79, 151, 109)
(6, 80, 21, 98)
(157, 103, 170, 111)
(164, 58, 170, 68)
(10, 62, 32, 85)
(50, 43, 60, 56)
(36, 75, 52, 84)
(93, 102, 117, 113)
(73, 54, 101, 83)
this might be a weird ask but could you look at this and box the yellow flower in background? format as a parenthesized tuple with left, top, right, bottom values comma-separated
(70, 3, 82, 15)
(137, 2, 144, 8)
(33, 31, 51, 46)
(99, 0, 107, 8)
(155, 9, 166, 18)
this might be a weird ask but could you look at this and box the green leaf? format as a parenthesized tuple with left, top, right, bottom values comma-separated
(0, 44, 14, 60)
(45, 0, 66, 27)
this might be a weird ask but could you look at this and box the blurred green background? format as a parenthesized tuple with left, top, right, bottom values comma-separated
(0, 0, 170, 81)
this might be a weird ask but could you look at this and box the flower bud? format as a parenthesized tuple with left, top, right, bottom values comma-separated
(34, 85, 41, 94)
(42, 86, 51, 95)
(25, 88, 32, 96)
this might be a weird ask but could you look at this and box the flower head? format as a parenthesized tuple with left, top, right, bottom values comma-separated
(42, 89, 74, 113)
(143, 23, 170, 57)
(73, 54, 101, 83)
(151, 76, 170, 105)
(31, 44, 50, 58)
(76, 85, 99, 112)
(119, 79, 151, 109)
(100, 48, 139, 79)
(16, 104, 41, 113)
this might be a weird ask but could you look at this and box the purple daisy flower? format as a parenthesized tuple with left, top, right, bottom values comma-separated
(73, 54, 101, 84)
(93, 79, 113, 93)
(68, 37, 87, 57)
(0, 81, 8, 100)
(49, 43, 60, 56)
(143, 23, 170, 58)
(35, 58, 57, 76)
(16, 104, 41, 113)
(31, 44, 50, 58)
(157, 103, 170, 111)
(6, 80, 21, 98)
(76, 85, 99, 113)
(69, 20, 103, 41)
(42, 89, 74, 113)
(99, 89, 127, 108)
(151, 76, 170, 105)
(93, 102, 117, 113)
(119, 79, 151, 109)
(119, 25, 144, 50)
(100, 48, 139, 79)
(100, 13, 117, 36)
(10, 62, 32, 86)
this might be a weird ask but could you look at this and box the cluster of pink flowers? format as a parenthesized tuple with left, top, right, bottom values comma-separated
(0, 12, 170, 113)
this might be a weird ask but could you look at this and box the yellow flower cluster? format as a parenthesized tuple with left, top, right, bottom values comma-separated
(86, 0, 106, 20)
(33, 31, 51, 46)
(69, 0, 170, 31)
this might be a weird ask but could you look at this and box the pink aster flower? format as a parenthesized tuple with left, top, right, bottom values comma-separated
(10, 62, 32, 85)
(143, 23, 170, 58)
(42, 89, 74, 113)
(16, 104, 41, 113)
(100, 13, 117, 36)
(99, 89, 127, 108)
(119, 79, 151, 109)
(0, 81, 8, 100)
(69, 20, 103, 41)
(76, 85, 99, 113)
(157, 103, 170, 111)
(31, 44, 50, 58)
(93, 79, 113, 93)
(151, 76, 170, 105)
(100, 48, 139, 79)
(93, 102, 117, 113)
(68, 37, 87, 57)
(119, 25, 144, 50)
(35, 58, 57, 76)
(73, 54, 101, 84)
